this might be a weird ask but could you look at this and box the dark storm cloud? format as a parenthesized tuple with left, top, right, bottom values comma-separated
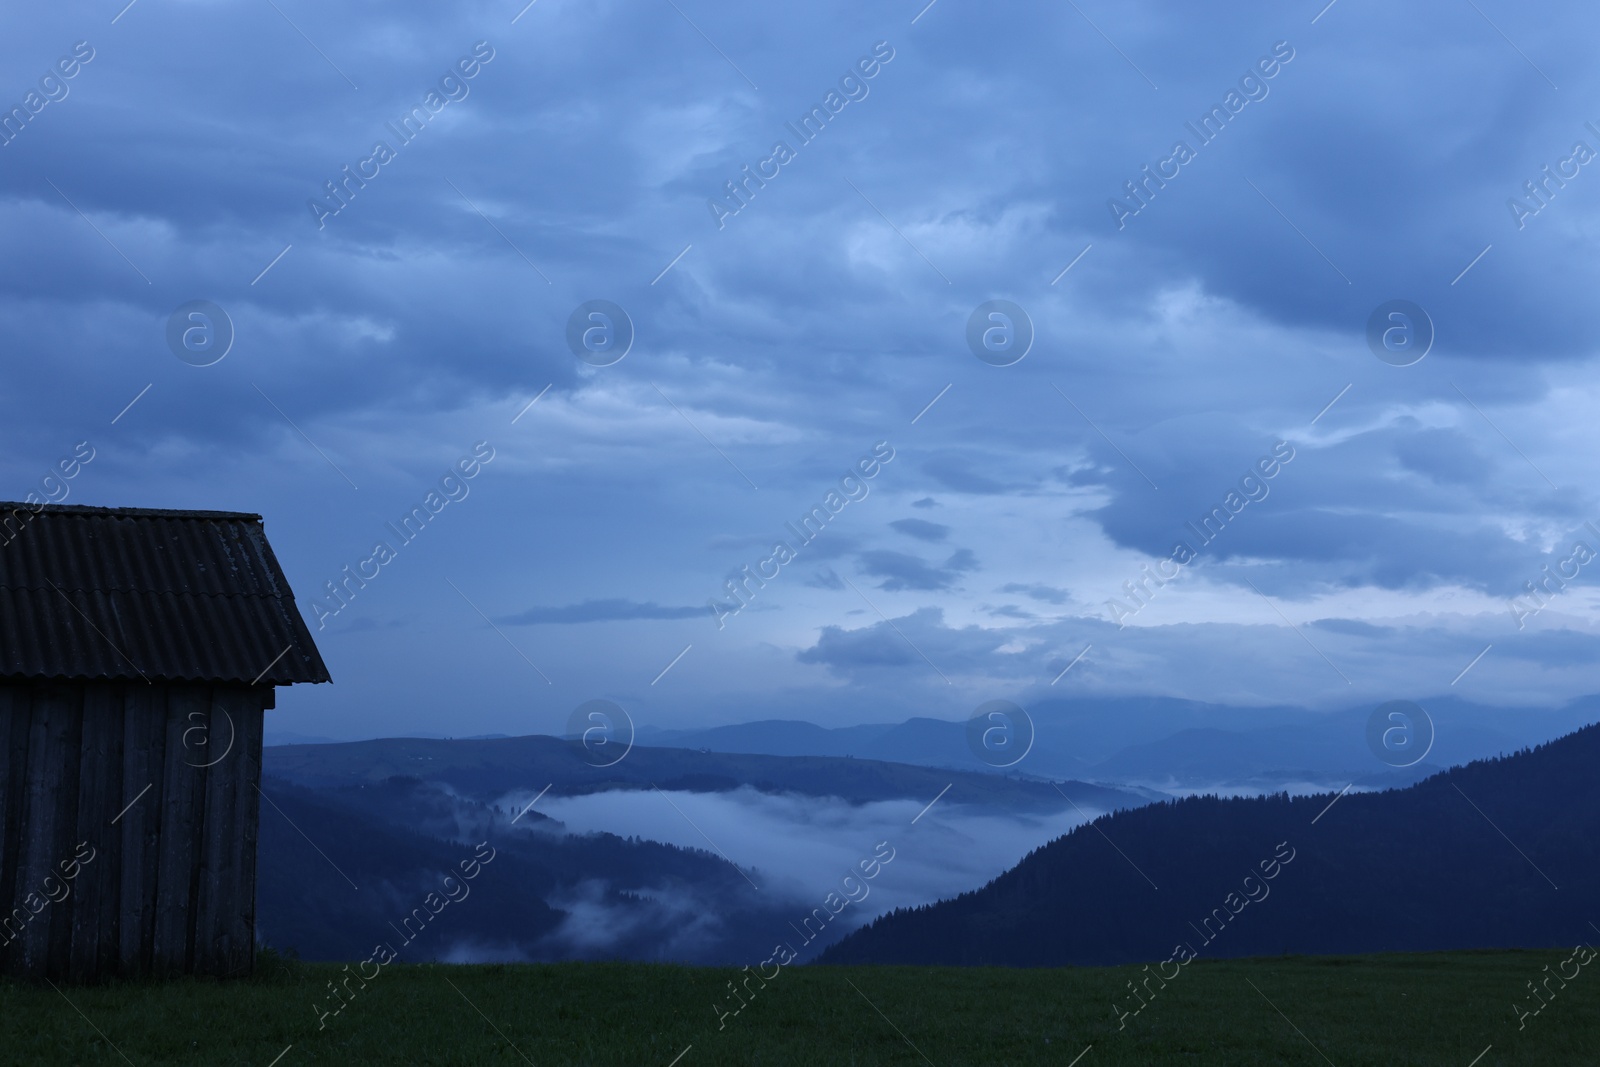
(1000, 583, 1072, 605)
(857, 548, 978, 592)
(805, 568, 846, 590)
(889, 518, 949, 542)
(1309, 618, 1394, 639)
(797, 608, 1012, 678)
(496, 600, 707, 625)
(919, 454, 1022, 496)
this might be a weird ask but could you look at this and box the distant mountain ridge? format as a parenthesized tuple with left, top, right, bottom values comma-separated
(263, 733, 1148, 813)
(638, 694, 1599, 786)
(269, 696, 1600, 791)
(821, 721, 1600, 967)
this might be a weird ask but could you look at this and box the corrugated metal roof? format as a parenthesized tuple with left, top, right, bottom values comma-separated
(0, 503, 330, 685)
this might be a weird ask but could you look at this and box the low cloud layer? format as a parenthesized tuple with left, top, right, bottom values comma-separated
(511, 786, 1094, 925)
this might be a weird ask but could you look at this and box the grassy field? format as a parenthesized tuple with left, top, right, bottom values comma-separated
(2, 950, 1595, 1065)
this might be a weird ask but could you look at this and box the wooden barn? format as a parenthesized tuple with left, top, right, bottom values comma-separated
(0, 503, 329, 981)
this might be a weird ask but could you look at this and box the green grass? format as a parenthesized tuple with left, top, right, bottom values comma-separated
(2, 950, 1596, 1065)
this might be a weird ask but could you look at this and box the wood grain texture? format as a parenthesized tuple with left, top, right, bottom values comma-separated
(0, 684, 29, 970)
(117, 684, 164, 977)
(15, 685, 83, 979)
(68, 682, 120, 980)
(152, 684, 207, 975)
(1, 678, 277, 981)
(194, 687, 239, 975)
(235, 689, 267, 977)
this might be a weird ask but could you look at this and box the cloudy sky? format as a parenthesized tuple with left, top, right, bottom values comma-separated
(6, 0, 1600, 741)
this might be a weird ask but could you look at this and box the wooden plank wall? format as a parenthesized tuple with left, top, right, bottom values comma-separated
(0, 681, 268, 982)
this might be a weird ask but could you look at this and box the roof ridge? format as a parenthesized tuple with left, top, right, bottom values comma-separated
(0, 502, 264, 521)
(1, 584, 299, 598)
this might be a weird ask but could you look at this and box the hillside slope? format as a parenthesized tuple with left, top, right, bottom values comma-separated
(822, 722, 1600, 966)
(256, 775, 801, 965)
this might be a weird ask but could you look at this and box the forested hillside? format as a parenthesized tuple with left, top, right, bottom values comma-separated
(823, 724, 1600, 966)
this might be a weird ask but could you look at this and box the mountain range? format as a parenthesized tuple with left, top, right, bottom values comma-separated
(256, 710, 1600, 970)
(262, 733, 1143, 811)
(256, 735, 1149, 964)
(634, 694, 1600, 789)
